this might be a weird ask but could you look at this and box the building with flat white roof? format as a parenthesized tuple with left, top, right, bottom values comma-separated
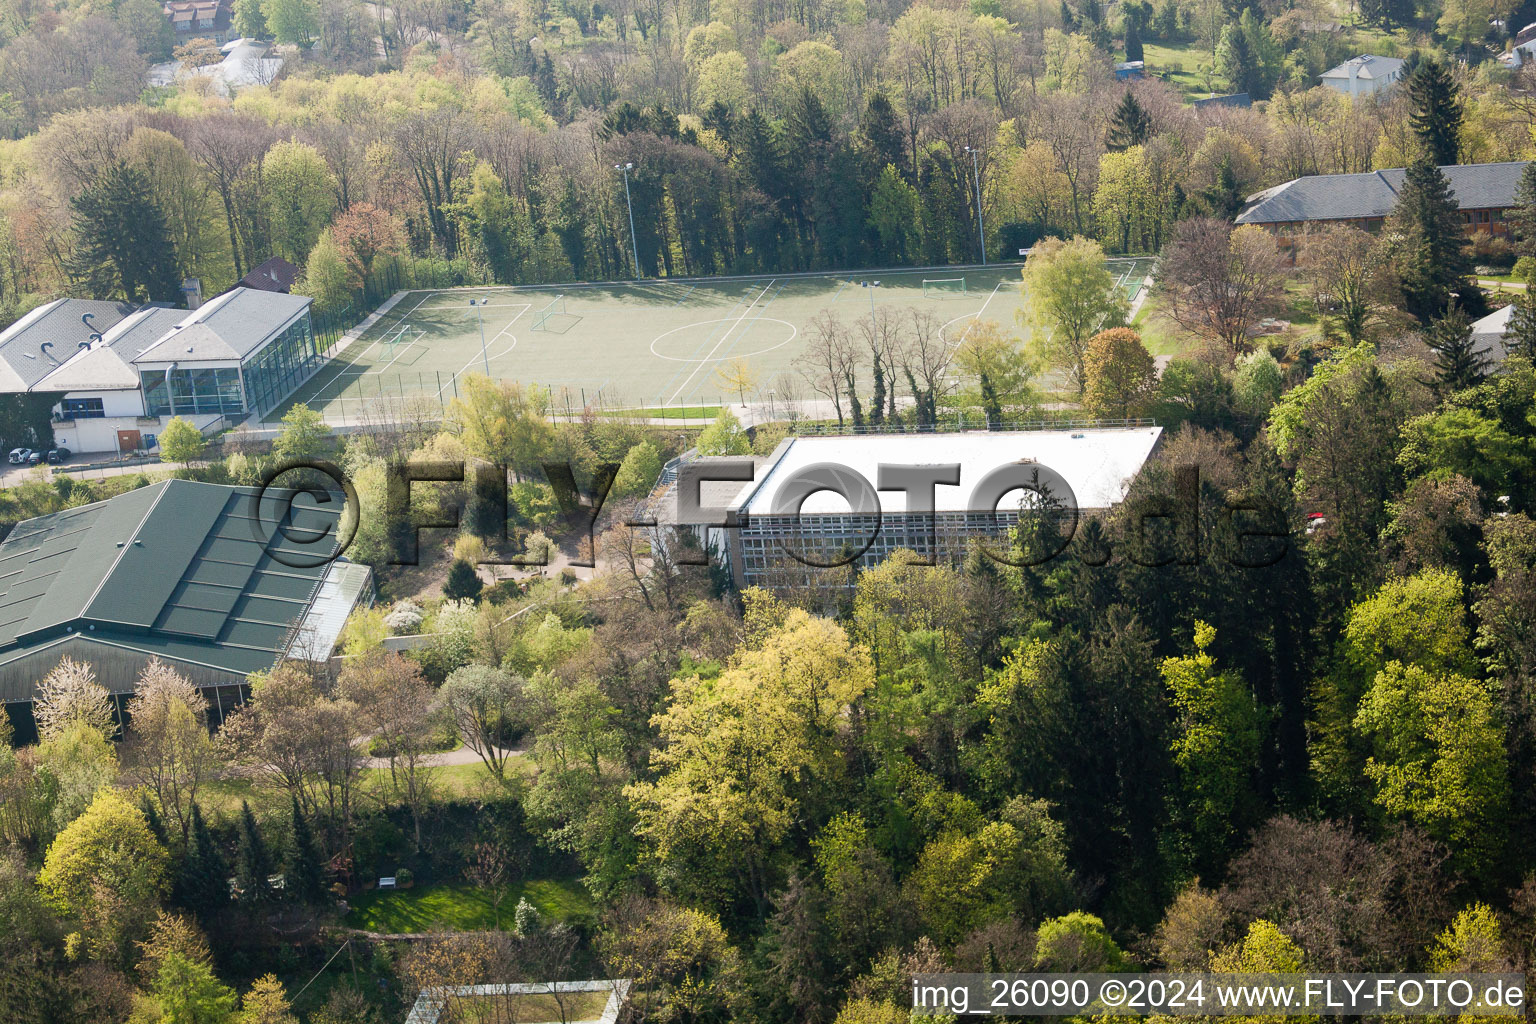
(740, 428, 1164, 515)
(653, 426, 1163, 589)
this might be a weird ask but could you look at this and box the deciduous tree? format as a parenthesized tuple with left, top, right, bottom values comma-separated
(38, 789, 169, 963)
(124, 659, 215, 843)
(1082, 327, 1156, 419)
(1159, 218, 1286, 357)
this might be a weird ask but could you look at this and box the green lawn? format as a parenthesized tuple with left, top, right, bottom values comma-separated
(1132, 295, 1196, 357)
(199, 760, 531, 823)
(345, 878, 593, 933)
(452, 990, 612, 1022)
(609, 405, 721, 419)
(1140, 40, 1221, 98)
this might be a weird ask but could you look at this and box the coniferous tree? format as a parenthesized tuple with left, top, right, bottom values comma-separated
(1407, 57, 1463, 167)
(1217, 22, 1258, 96)
(1389, 156, 1476, 323)
(236, 800, 275, 903)
(178, 803, 230, 918)
(701, 101, 736, 146)
(1508, 291, 1536, 358)
(287, 796, 326, 905)
(1202, 157, 1244, 218)
(1361, 0, 1413, 26)
(858, 92, 908, 180)
(1424, 302, 1488, 393)
(1107, 91, 1153, 150)
(67, 162, 182, 304)
(533, 52, 559, 112)
(1125, 20, 1144, 62)
(1508, 161, 1536, 259)
(444, 559, 484, 602)
(140, 793, 169, 847)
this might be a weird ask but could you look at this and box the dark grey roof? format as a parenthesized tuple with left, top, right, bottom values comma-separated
(0, 480, 358, 689)
(240, 257, 300, 293)
(133, 286, 312, 364)
(1193, 92, 1251, 108)
(33, 306, 188, 392)
(0, 299, 135, 391)
(1236, 161, 1531, 225)
(105, 306, 190, 362)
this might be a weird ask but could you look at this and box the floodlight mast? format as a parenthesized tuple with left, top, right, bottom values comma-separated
(964, 146, 987, 266)
(861, 280, 880, 315)
(616, 162, 641, 278)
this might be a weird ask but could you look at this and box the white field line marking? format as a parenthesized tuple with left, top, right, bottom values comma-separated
(939, 278, 1007, 347)
(364, 330, 427, 374)
(653, 290, 753, 402)
(351, 290, 436, 355)
(415, 302, 529, 311)
(436, 303, 531, 399)
(665, 280, 775, 405)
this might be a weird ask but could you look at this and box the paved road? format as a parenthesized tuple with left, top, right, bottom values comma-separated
(0, 455, 191, 489)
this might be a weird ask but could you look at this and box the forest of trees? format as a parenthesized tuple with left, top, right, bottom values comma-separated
(7, 0, 1536, 1015)
(4, 0, 1536, 326)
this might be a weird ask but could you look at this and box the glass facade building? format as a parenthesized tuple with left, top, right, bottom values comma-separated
(141, 367, 245, 416)
(241, 313, 319, 414)
(140, 311, 317, 418)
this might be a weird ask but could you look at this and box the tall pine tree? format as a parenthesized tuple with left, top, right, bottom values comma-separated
(67, 162, 182, 304)
(1507, 291, 1536, 358)
(1125, 19, 1144, 62)
(1424, 302, 1487, 393)
(140, 793, 169, 846)
(286, 796, 326, 905)
(236, 800, 275, 904)
(1507, 161, 1536, 260)
(1407, 57, 1463, 167)
(1107, 91, 1153, 150)
(1389, 156, 1476, 323)
(858, 92, 909, 180)
(177, 803, 230, 919)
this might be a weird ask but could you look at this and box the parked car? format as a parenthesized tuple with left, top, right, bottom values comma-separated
(26, 451, 41, 466)
(8, 448, 30, 464)
(45, 448, 70, 464)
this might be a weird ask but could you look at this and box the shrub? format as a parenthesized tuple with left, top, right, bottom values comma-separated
(444, 559, 484, 603)
(514, 896, 542, 936)
(384, 601, 424, 635)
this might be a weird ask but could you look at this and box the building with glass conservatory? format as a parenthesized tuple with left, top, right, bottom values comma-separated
(0, 287, 325, 455)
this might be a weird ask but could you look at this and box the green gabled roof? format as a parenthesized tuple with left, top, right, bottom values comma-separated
(0, 479, 353, 683)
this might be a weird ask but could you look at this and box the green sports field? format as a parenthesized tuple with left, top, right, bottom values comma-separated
(275, 260, 1155, 424)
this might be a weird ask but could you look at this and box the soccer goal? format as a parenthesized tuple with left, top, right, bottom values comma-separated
(923, 277, 967, 298)
(378, 322, 414, 357)
(530, 294, 568, 331)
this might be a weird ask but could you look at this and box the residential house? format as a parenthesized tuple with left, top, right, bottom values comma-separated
(240, 256, 300, 294)
(1319, 54, 1405, 97)
(162, 0, 234, 45)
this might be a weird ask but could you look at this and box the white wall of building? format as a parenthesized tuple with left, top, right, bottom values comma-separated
(52, 409, 224, 455)
(1321, 62, 1401, 98)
